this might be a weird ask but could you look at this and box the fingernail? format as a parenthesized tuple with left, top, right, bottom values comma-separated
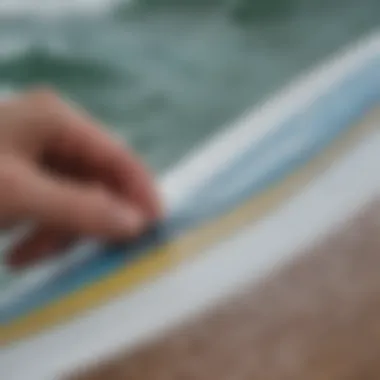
(114, 207, 145, 235)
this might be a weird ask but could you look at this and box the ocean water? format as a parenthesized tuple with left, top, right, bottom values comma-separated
(0, 0, 379, 171)
(0, 0, 379, 290)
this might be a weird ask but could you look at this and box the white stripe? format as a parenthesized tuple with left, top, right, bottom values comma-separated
(160, 30, 380, 210)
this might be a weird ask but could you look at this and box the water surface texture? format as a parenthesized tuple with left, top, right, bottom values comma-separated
(0, 0, 378, 170)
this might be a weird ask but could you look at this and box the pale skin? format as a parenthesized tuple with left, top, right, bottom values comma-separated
(0, 88, 162, 269)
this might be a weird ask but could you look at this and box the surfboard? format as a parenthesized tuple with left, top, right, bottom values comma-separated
(1, 31, 379, 380)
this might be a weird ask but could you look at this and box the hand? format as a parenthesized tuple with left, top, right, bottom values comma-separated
(0, 88, 162, 269)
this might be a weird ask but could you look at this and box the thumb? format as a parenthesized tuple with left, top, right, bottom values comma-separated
(17, 166, 146, 239)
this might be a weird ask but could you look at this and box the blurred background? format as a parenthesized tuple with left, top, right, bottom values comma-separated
(0, 0, 379, 323)
(0, 0, 379, 173)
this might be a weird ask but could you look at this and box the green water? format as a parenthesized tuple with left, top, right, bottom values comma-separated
(0, 0, 379, 172)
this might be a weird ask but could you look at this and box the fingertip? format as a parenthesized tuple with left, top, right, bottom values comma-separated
(114, 155, 163, 222)
(110, 205, 147, 238)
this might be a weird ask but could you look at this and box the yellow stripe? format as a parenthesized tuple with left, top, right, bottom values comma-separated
(2, 107, 379, 346)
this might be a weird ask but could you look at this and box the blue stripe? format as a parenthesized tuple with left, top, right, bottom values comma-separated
(1, 56, 379, 324)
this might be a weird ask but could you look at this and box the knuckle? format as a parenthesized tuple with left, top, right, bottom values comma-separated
(21, 87, 66, 133)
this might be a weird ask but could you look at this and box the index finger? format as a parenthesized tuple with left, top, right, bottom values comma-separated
(29, 89, 163, 221)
